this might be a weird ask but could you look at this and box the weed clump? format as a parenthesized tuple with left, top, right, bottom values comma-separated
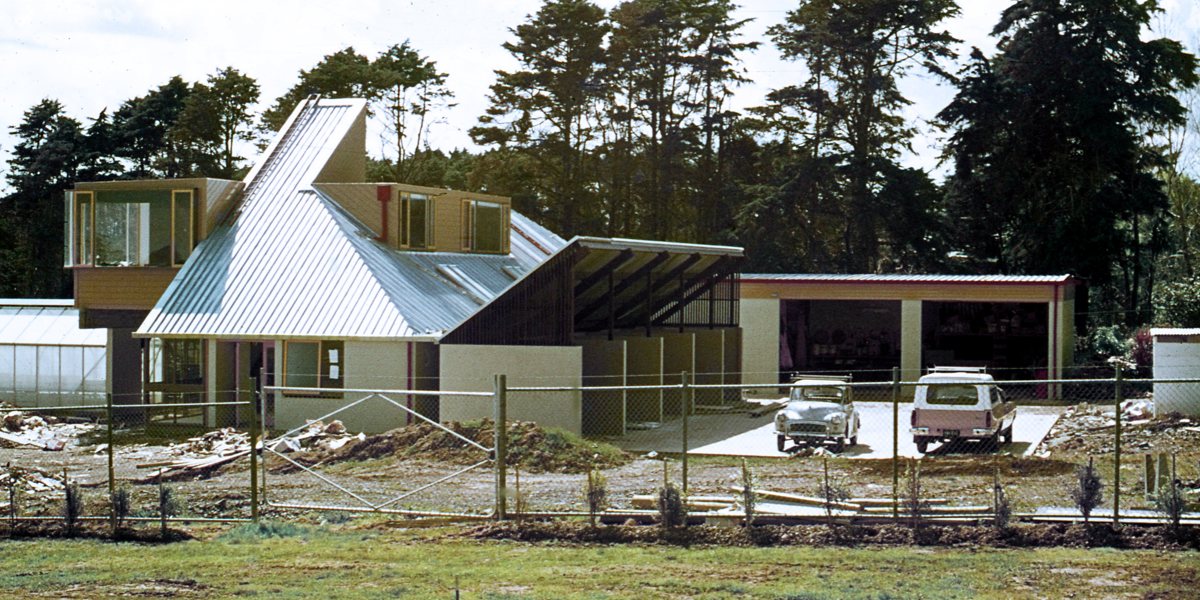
(1071, 457, 1103, 524)
(658, 482, 687, 530)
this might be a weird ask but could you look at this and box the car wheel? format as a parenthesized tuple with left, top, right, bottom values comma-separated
(777, 435, 787, 453)
(916, 439, 928, 454)
(833, 436, 844, 453)
(849, 421, 858, 447)
(1003, 426, 1014, 445)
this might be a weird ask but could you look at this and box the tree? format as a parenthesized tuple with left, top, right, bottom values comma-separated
(371, 42, 455, 182)
(473, 0, 609, 237)
(170, 67, 260, 178)
(112, 76, 191, 178)
(261, 47, 374, 133)
(762, 0, 959, 272)
(0, 99, 84, 297)
(940, 0, 1199, 323)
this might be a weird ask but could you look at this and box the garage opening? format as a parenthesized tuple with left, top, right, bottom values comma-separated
(780, 300, 901, 381)
(921, 301, 1047, 379)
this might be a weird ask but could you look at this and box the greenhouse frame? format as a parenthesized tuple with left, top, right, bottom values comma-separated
(0, 300, 106, 407)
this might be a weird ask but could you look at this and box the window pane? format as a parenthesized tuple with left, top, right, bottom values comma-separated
(95, 202, 140, 266)
(78, 197, 92, 265)
(148, 201, 171, 266)
(473, 201, 503, 252)
(163, 339, 203, 385)
(172, 191, 193, 265)
(285, 342, 319, 388)
(63, 192, 73, 267)
(409, 195, 428, 248)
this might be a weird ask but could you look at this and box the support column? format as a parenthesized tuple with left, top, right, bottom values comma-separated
(900, 300, 923, 385)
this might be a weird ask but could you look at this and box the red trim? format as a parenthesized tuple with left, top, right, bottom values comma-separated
(510, 222, 551, 255)
(741, 277, 1074, 288)
(376, 185, 391, 243)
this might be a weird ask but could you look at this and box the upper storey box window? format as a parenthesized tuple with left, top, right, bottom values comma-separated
(66, 188, 195, 267)
(462, 199, 510, 254)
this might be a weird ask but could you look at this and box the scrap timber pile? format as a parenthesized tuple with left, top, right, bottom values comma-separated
(0, 408, 96, 452)
(625, 486, 992, 524)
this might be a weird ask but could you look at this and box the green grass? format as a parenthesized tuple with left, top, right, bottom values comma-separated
(0, 525, 1195, 598)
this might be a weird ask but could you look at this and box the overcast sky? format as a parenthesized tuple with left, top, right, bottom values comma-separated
(0, 0, 1196, 194)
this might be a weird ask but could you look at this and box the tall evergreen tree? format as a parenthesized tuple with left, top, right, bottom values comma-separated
(473, 0, 609, 236)
(940, 0, 1198, 322)
(112, 76, 191, 177)
(760, 0, 959, 272)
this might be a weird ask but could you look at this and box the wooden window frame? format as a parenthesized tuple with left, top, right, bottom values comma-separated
(75, 191, 95, 266)
(399, 192, 435, 250)
(282, 340, 344, 397)
(462, 199, 509, 254)
(170, 189, 195, 267)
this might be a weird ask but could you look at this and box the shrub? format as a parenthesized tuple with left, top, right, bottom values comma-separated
(820, 456, 849, 528)
(992, 469, 1011, 531)
(1071, 457, 1104, 524)
(1154, 480, 1187, 537)
(110, 486, 131, 530)
(1088, 325, 1129, 361)
(1154, 276, 1200, 327)
(657, 482, 687, 530)
(63, 480, 84, 534)
(158, 481, 180, 538)
(903, 459, 926, 532)
(584, 469, 607, 527)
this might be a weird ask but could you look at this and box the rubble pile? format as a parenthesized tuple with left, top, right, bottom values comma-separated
(1035, 400, 1200, 456)
(270, 420, 364, 454)
(0, 410, 96, 451)
(0, 465, 65, 495)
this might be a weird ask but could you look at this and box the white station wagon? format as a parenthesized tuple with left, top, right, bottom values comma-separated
(910, 367, 1016, 454)
(774, 375, 859, 453)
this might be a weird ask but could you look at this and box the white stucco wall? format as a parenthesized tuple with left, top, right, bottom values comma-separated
(439, 344, 583, 433)
(739, 298, 779, 388)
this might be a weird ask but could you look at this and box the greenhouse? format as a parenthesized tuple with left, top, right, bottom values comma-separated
(0, 300, 106, 407)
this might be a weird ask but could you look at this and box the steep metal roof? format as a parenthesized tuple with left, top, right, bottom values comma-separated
(136, 98, 557, 341)
(0, 302, 106, 347)
(741, 273, 1073, 285)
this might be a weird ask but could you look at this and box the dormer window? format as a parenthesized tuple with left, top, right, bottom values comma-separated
(399, 192, 435, 250)
(461, 199, 510, 254)
(68, 188, 195, 267)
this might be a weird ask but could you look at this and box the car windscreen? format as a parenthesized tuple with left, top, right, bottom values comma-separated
(924, 384, 980, 406)
(791, 386, 844, 402)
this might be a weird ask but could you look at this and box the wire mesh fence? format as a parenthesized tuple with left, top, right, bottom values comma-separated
(0, 368, 1196, 529)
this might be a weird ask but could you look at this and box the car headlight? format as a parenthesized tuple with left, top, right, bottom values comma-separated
(828, 414, 845, 424)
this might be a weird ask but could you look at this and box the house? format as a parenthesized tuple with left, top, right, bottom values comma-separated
(740, 274, 1076, 391)
(63, 97, 743, 435)
(1150, 328, 1200, 417)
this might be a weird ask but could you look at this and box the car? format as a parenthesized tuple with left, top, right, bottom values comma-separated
(774, 375, 859, 453)
(910, 366, 1015, 454)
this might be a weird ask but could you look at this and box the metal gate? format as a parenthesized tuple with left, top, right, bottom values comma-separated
(259, 385, 498, 518)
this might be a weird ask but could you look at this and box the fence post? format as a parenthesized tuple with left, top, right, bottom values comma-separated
(1113, 364, 1122, 527)
(891, 366, 900, 520)
(107, 391, 115, 531)
(250, 384, 260, 523)
(681, 371, 690, 495)
(494, 374, 508, 521)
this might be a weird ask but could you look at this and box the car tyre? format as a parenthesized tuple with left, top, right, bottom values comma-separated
(833, 436, 844, 453)
(915, 439, 929, 454)
(777, 435, 787, 453)
(1002, 425, 1013, 445)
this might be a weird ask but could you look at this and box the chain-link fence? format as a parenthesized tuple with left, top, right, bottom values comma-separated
(2, 369, 1197, 530)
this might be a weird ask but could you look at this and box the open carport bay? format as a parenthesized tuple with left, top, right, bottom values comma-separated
(616, 400, 1063, 459)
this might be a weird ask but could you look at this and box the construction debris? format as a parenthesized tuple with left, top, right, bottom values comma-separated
(134, 427, 257, 482)
(0, 410, 95, 451)
(1036, 402, 1200, 456)
(0, 465, 65, 494)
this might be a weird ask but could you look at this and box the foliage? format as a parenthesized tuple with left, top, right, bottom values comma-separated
(63, 480, 83, 534)
(1154, 276, 1200, 327)
(1071, 457, 1104, 524)
(584, 469, 608, 526)
(171, 67, 261, 178)
(110, 486, 132, 530)
(657, 482, 687, 529)
(1153, 480, 1187, 537)
(940, 0, 1199, 322)
(219, 521, 315, 543)
(992, 469, 1011, 531)
(158, 481, 180, 538)
(903, 459, 926, 532)
(1088, 325, 1130, 362)
(820, 455, 849, 528)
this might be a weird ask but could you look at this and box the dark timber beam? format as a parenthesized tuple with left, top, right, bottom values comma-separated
(590, 254, 705, 328)
(652, 256, 739, 326)
(574, 251, 670, 325)
(574, 249, 634, 298)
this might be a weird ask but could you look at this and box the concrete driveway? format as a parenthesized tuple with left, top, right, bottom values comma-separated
(617, 400, 1063, 459)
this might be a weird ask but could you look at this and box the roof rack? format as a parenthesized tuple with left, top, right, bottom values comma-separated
(928, 365, 987, 373)
(789, 373, 852, 383)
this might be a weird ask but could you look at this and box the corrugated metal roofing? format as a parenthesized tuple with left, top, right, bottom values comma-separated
(0, 303, 106, 347)
(741, 273, 1073, 284)
(1150, 328, 1200, 337)
(136, 98, 541, 340)
(510, 210, 566, 269)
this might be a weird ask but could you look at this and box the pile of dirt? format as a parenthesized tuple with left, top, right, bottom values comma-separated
(1036, 403, 1200, 456)
(271, 419, 628, 474)
(467, 520, 1199, 550)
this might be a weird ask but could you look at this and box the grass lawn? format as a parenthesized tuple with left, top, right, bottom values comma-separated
(0, 522, 1196, 599)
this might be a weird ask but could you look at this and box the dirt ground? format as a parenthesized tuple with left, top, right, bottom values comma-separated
(0, 406, 1196, 522)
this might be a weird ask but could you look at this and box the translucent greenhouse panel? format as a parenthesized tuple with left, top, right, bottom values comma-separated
(13, 345, 36, 407)
(37, 346, 61, 408)
(0, 344, 14, 401)
(58, 346, 84, 406)
(83, 346, 106, 403)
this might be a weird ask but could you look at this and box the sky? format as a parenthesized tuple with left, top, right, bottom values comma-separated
(0, 0, 1196, 195)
